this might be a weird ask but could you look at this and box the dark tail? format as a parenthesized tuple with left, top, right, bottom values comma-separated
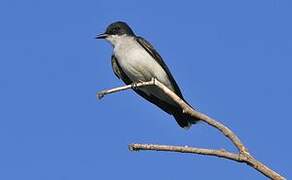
(173, 111, 200, 129)
(172, 97, 200, 129)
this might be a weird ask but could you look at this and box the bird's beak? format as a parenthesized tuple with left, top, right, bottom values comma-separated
(95, 33, 108, 39)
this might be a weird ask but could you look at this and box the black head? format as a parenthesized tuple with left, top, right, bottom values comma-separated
(96, 21, 135, 39)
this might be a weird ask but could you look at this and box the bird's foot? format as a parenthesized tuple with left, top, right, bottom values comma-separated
(151, 77, 157, 85)
(131, 82, 138, 90)
(131, 80, 143, 90)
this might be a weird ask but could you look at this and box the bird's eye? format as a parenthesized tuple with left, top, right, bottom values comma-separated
(108, 27, 121, 35)
(113, 27, 119, 33)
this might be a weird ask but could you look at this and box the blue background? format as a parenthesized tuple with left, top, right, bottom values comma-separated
(0, 0, 291, 179)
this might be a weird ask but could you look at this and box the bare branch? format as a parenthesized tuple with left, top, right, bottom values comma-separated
(129, 144, 284, 180)
(97, 79, 285, 180)
(129, 144, 243, 162)
(97, 80, 155, 99)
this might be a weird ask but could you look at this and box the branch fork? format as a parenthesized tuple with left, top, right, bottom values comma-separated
(97, 79, 285, 180)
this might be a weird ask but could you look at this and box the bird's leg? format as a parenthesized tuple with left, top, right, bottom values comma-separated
(131, 82, 138, 90)
(151, 77, 157, 85)
(131, 80, 144, 90)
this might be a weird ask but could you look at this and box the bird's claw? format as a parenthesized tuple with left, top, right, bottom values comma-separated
(131, 82, 139, 90)
(131, 80, 144, 90)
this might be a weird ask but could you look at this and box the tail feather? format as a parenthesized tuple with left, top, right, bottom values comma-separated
(173, 112, 199, 129)
(173, 98, 199, 129)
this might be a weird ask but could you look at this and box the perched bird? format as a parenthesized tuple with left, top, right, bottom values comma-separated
(96, 21, 199, 128)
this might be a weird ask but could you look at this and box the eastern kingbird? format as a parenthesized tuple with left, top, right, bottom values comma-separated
(96, 21, 199, 128)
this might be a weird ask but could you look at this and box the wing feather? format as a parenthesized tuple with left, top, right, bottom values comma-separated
(136, 36, 184, 99)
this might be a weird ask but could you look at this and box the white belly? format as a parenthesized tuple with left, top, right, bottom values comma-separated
(113, 37, 176, 104)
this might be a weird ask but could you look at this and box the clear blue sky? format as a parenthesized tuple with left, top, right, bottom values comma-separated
(0, 0, 291, 179)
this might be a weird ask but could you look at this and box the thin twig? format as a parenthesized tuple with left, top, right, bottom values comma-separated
(97, 79, 285, 180)
(129, 144, 244, 162)
(97, 80, 155, 99)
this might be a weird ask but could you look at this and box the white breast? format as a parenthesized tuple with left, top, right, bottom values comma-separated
(109, 35, 176, 105)
(113, 36, 174, 90)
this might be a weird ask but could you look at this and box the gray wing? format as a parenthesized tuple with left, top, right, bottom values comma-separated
(136, 36, 184, 99)
(111, 55, 132, 84)
(111, 55, 122, 79)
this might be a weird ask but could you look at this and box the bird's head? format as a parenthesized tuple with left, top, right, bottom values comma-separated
(96, 21, 135, 45)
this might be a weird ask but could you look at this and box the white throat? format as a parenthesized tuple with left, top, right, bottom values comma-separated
(105, 34, 133, 48)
